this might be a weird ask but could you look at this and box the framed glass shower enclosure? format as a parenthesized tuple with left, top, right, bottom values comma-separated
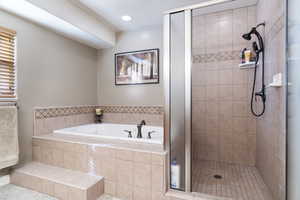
(163, 0, 240, 193)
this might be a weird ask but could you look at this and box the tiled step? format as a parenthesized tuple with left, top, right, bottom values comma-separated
(11, 162, 104, 200)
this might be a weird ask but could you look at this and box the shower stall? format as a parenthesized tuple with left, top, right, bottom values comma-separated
(164, 0, 286, 200)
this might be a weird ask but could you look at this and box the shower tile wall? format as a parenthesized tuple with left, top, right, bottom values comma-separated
(192, 6, 257, 166)
(256, 0, 286, 199)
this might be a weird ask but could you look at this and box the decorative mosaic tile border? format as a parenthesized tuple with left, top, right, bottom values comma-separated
(99, 105, 164, 115)
(34, 105, 99, 119)
(193, 50, 240, 63)
(34, 105, 164, 119)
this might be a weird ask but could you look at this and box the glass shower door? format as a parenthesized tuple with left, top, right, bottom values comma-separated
(170, 11, 186, 191)
(165, 10, 191, 191)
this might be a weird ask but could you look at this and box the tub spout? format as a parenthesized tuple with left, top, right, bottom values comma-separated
(137, 120, 146, 138)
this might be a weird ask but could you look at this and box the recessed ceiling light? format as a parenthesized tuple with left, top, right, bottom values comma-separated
(122, 15, 132, 22)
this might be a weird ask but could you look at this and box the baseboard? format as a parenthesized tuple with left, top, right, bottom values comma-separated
(0, 175, 10, 187)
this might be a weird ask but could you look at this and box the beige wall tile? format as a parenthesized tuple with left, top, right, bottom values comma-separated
(52, 149, 64, 168)
(117, 160, 133, 185)
(40, 147, 53, 165)
(32, 145, 41, 161)
(192, 86, 206, 101)
(206, 86, 218, 101)
(41, 179, 54, 196)
(116, 149, 134, 161)
(92, 146, 116, 159)
(233, 85, 248, 101)
(219, 85, 233, 101)
(192, 6, 258, 166)
(104, 180, 116, 196)
(101, 158, 116, 181)
(134, 151, 152, 164)
(151, 153, 165, 166)
(152, 192, 170, 200)
(116, 184, 133, 200)
(87, 181, 103, 200)
(152, 165, 164, 192)
(219, 69, 233, 85)
(256, 1, 286, 198)
(63, 151, 76, 170)
(28, 176, 43, 192)
(69, 187, 86, 200)
(54, 183, 69, 200)
(133, 187, 151, 200)
(134, 163, 151, 189)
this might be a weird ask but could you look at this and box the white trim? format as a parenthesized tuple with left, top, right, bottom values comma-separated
(0, 175, 10, 187)
(164, 0, 234, 14)
(192, 0, 258, 16)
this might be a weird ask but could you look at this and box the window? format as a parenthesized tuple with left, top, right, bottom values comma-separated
(0, 26, 16, 100)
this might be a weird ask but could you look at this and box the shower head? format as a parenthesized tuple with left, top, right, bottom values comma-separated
(242, 23, 265, 53)
(242, 27, 257, 41)
(242, 33, 252, 41)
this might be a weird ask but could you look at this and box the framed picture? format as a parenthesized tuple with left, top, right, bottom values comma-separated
(115, 48, 159, 85)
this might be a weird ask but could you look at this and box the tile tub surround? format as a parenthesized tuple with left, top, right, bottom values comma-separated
(34, 105, 164, 136)
(32, 135, 167, 200)
(191, 6, 257, 166)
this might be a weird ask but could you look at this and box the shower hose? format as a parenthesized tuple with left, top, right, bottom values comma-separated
(250, 52, 266, 117)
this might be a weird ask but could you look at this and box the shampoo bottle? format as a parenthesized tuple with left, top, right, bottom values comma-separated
(171, 159, 181, 189)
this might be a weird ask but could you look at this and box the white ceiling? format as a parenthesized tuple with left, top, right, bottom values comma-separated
(73, 0, 210, 31)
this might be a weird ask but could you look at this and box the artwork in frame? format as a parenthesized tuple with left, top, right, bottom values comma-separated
(115, 48, 159, 85)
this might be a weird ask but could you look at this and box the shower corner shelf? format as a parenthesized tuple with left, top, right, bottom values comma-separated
(239, 62, 256, 69)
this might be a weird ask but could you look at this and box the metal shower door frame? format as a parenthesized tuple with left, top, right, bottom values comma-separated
(163, 9, 192, 192)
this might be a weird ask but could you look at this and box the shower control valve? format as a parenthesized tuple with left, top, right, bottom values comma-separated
(255, 90, 266, 102)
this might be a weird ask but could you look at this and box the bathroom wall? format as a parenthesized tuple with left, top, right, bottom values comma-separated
(191, 6, 257, 166)
(256, 0, 286, 199)
(0, 10, 98, 164)
(97, 27, 164, 106)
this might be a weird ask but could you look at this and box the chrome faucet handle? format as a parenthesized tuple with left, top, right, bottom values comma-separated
(147, 131, 156, 139)
(123, 130, 132, 138)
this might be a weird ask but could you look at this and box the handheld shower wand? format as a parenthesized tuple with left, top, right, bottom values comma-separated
(242, 23, 266, 117)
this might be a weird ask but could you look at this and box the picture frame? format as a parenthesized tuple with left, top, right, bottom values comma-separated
(115, 48, 159, 85)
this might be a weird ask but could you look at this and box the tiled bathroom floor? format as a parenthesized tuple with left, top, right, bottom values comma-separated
(0, 184, 121, 200)
(192, 160, 274, 200)
(0, 184, 56, 200)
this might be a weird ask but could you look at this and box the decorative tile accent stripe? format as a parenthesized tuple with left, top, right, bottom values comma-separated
(193, 50, 241, 63)
(35, 105, 99, 119)
(34, 105, 164, 119)
(100, 105, 164, 115)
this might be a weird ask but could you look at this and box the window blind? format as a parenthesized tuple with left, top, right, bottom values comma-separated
(0, 26, 16, 100)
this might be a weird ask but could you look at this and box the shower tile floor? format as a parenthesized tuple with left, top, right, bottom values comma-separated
(192, 160, 274, 200)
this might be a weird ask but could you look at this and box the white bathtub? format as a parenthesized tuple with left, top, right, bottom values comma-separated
(53, 123, 164, 144)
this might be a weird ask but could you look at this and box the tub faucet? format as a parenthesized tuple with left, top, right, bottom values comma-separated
(137, 120, 146, 138)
